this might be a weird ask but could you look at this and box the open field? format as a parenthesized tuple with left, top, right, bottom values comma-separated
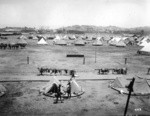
(0, 35, 150, 116)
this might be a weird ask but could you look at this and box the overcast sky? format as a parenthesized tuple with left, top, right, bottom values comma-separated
(0, 0, 150, 29)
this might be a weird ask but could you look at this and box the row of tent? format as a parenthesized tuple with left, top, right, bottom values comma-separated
(29, 34, 139, 47)
(1, 76, 149, 97)
(3, 34, 148, 47)
(37, 37, 103, 46)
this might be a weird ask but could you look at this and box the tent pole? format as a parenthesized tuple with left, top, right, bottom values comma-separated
(124, 77, 135, 116)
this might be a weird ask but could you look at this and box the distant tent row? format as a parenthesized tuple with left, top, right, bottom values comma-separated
(110, 77, 150, 95)
(109, 37, 126, 47)
(0, 35, 28, 48)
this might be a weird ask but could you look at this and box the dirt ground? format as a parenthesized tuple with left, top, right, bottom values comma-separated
(0, 35, 150, 116)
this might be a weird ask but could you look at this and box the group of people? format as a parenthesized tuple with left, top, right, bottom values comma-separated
(38, 67, 76, 76)
(97, 67, 127, 75)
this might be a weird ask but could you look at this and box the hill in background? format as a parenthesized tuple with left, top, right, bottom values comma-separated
(0, 25, 150, 35)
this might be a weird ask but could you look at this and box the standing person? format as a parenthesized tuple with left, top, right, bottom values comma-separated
(54, 83, 63, 104)
(67, 79, 72, 99)
(70, 70, 76, 80)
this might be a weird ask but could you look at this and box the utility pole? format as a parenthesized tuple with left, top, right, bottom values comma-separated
(125, 58, 127, 65)
(95, 46, 97, 63)
(83, 57, 85, 64)
(124, 77, 135, 116)
(27, 56, 29, 64)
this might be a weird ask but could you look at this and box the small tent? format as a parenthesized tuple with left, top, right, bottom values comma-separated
(92, 40, 103, 46)
(18, 35, 27, 40)
(37, 38, 48, 45)
(109, 37, 122, 43)
(115, 40, 126, 47)
(0, 84, 6, 97)
(29, 35, 38, 40)
(109, 40, 117, 46)
(63, 35, 69, 40)
(17, 38, 28, 45)
(53, 35, 61, 42)
(55, 39, 67, 46)
(69, 35, 76, 40)
(74, 38, 85, 46)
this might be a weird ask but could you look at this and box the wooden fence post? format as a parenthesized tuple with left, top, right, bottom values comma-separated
(27, 56, 29, 64)
(125, 58, 127, 64)
(83, 57, 85, 64)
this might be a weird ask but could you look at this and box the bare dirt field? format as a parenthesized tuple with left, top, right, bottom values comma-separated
(0, 35, 150, 116)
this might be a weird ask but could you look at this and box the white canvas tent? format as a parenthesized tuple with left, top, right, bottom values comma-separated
(110, 77, 150, 95)
(0, 84, 7, 97)
(92, 40, 103, 46)
(71, 79, 84, 95)
(138, 36, 150, 46)
(138, 42, 150, 55)
(17, 38, 28, 45)
(109, 37, 122, 43)
(63, 35, 69, 40)
(55, 39, 67, 46)
(40, 77, 60, 94)
(37, 38, 48, 45)
(115, 40, 126, 47)
(53, 35, 61, 42)
(18, 35, 27, 40)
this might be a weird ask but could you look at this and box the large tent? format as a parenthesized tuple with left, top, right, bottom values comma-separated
(37, 38, 48, 45)
(138, 36, 150, 46)
(0, 84, 7, 97)
(138, 42, 150, 55)
(110, 77, 150, 95)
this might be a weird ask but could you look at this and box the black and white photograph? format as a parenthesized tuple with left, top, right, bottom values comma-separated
(0, 0, 150, 116)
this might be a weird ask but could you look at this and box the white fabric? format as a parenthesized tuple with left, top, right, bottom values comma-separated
(37, 38, 48, 45)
